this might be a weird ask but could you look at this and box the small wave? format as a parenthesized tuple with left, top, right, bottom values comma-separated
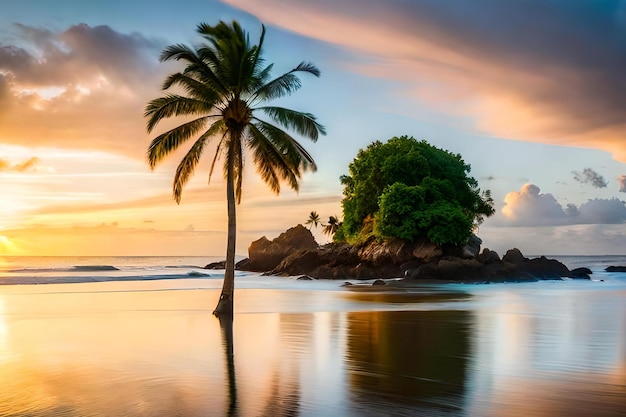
(165, 265, 203, 269)
(71, 265, 120, 271)
(0, 272, 223, 285)
(8, 265, 120, 273)
(187, 271, 212, 277)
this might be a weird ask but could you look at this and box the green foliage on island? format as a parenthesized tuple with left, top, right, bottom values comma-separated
(335, 136, 495, 245)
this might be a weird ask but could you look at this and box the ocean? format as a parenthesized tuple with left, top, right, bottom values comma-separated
(0, 255, 624, 416)
(1, 254, 625, 285)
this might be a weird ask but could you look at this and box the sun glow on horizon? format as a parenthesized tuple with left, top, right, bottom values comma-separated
(0, 236, 18, 255)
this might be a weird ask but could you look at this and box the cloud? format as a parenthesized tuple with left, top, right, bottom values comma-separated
(12, 156, 40, 172)
(499, 183, 626, 226)
(0, 23, 166, 157)
(618, 175, 626, 192)
(572, 168, 608, 188)
(225, 0, 626, 161)
(479, 223, 626, 256)
(0, 156, 40, 172)
(2, 23, 160, 88)
(501, 183, 566, 226)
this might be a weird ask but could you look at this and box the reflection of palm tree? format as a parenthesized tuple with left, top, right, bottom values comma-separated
(145, 21, 325, 318)
(322, 215, 341, 237)
(218, 315, 238, 417)
(305, 211, 322, 229)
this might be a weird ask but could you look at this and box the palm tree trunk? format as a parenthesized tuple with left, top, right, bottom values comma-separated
(213, 137, 237, 319)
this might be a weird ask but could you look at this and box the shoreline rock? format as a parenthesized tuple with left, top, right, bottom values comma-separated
(234, 225, 591, 283)
(605, 266, 626, 272)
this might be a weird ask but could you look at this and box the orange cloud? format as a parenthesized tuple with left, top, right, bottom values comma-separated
(0, 156, 40, 172)
(224, 0, 626, 161)
(0, 24, 168, 157)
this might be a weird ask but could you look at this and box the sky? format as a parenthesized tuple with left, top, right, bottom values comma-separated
(1, 0, 626, 256)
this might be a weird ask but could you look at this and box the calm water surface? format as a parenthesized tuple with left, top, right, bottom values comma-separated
(0, 260, 624, 416)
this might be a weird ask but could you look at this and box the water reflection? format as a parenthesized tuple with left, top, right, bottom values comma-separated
(346, 310, 470, 416)
(0, 282, 623, 416)
(218, 315, 238, 417)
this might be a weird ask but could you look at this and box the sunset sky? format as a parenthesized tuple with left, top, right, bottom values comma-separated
(1, 0, 626, 256)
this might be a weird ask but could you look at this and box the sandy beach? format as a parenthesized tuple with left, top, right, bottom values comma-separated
(0, 260, 624, 416)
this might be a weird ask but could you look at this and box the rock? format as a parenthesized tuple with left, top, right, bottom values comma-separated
(357, 237, 414, 266)
(502, 248, 528, 264)
(372, 279, 386, 286)
(568, 267, 592, 279)
(605, 266, 626, 272)
(461, 234, 482, 259)
(296, 275, 315, 280)
(437, 258, 483, 280)
(238, 225, 587, 284)
(235, 258, 250, 269)
(241, 224, 318, 272)
(411, 239, 443, 263)
(273, 249, 324, 277)
(204, 261, 226, 269)
(477, 248, 500, 264)
(515, 256, 568, 280)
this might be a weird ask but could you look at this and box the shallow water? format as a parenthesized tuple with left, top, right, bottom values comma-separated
(0, 271, 624, 416)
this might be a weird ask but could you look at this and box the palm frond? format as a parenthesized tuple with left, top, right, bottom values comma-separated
(252, 119, 317, 172)
(147, 117, 209, 168)
(293, 61, 321, 77)
(160, 40, 227, 96)
(251, 61, 321, 102)
(160, 46, 225, 95)
(256, 106, 326, 141)
(160, 43, 198, 63)
(145, 95, 211, 133)
(234, 137, 244, 203)
(171, 119, 226, 202)
(221, 131, 246, 203)
(251, 72, 301, 101)
(208, 128, 228, 186)
(173, 137, 207, 204)
(254, 63, 273, 86)
(247, 123, 299, 193)
(161, 73, 221, 102)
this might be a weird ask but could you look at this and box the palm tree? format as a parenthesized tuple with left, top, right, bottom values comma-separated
(145, 20, 325, 318)
(322, 215, 340, 237)
(305, 211, 322, 229)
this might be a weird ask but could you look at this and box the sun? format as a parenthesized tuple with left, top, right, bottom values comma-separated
(0, 236, 16, 254)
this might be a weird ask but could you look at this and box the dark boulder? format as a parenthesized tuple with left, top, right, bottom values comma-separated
(477, 248, 501, 264)
(205, 260, 226, 269)
(515, 256, 568, 280)
(568, 267, 592, 279)
(240, 224, 318, 272)
(461, 234, 482, 259)
(437, 258, 484, 280)
(502, 248, 528, 264)
(605, 266, 626, 272)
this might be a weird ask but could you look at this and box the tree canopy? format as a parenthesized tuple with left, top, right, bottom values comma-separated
(336, 136, 494, 245)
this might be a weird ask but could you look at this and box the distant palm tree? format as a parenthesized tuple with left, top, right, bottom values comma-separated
(322, 215, 341, 237)
(305, 211, 322, 229)
(145, 20, 325, 318)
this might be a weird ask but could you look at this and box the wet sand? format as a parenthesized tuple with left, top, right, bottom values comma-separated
(0, 278, 624, 416)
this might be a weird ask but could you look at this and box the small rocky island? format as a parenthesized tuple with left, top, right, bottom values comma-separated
(222, 224, 592, 283)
